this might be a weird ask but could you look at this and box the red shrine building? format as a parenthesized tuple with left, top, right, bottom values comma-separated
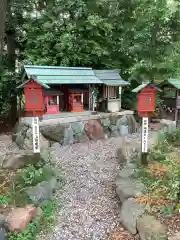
(17, 65, 129, 117)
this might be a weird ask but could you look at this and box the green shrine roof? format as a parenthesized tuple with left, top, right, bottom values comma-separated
(17, 65, 129, 88)
(18, 65, 102, 88)
(94, 70, 129, 86)
(159, 79, 180, 89)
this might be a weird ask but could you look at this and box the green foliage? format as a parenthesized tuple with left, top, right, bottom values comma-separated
(23, 0, 180, 110)
(2, 163, 59, 239)
(0, 195, 10, 205)
(8, 163, 55, 206)
(14, 165, 55, 188)
(1, 0, 180, 116)
(0, 150, 59, 239)
(164, 127, 180, 144)
(6, 222, 37, 240)
(41, 201, 57, 219)
(150, 138, 171, 160)
(158, 205, 174, 217)
(136, 127, 180, 215)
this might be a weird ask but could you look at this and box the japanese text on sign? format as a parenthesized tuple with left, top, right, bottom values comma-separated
(32, 117, 40, 153)
(141, 117, 148, 153)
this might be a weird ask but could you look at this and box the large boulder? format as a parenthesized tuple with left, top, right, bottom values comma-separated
(71, 122, 84, 134)
(100, 118, 111, 132)
(109, 125, 118, 137)
(109, 114, 120, 125)
(116, 138, 139, 165)
(41, 123, 87, 145)
(12, 121, 29, 143)
(26, 179, 57, 205)
(152, 120, 176, 145)
(40, 123, 66, 143)
(14, 125, 29, 149)
(120, 198, 145, 235)
(12, 121, 49, 150)
(116, 178, 144, 203)
(23, 128, 49, 150)
(117, 165, 135, 179)
(2, 152, 46, 170)
(5, 205, 37, 232)
(137, 215, 168, 240)
(119, 125, 129, 136)
(33, 207, 44, 224)
(74, 132, 88, 143)
(116, 147, 128, 167)
(48, 177, 58, 191)
(51, 142, 61, 149)
(116, 146, 137, 166)
(71, 122, 88, 143)
(84, 119, 105, 140)
(116, 116, 129, 136)
(63, 126, 74, 145)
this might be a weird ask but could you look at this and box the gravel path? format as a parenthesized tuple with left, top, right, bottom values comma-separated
(42, 134, 144, 240)
(0, 132, 155, 240)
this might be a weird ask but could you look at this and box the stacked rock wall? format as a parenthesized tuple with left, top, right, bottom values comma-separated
(12, 113, 138, 150)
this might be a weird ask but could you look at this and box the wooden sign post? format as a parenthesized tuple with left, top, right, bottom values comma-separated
(32, 116, 40, 153)
(141, 117, 149, 165)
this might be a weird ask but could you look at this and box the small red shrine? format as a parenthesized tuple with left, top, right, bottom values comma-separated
(24, 79, 44, 117)
(43, 89, 64, 115)
(68, 89, 84, 112)
(132, 83, 157, 117)
(44, 95, 59, 114)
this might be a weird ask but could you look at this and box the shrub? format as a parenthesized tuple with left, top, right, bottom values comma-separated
(14, 165, 55, 188)
(0, 195, 10, 205)
(8, 164, 55, 206)
(136, 127, 180, 215)
(164, 127, 180, 144)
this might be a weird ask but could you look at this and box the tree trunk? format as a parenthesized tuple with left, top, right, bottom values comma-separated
(7, 31, 16, 71)
(150, 21, 158, 83)
(6, 1, 17, 126)
(7, 30, 17, 126)
(0, 0, 7, 64)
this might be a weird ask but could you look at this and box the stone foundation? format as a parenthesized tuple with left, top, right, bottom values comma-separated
(12, 111, 138, 150)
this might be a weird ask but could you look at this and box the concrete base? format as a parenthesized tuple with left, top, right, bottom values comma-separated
(22, 110, 134, 126)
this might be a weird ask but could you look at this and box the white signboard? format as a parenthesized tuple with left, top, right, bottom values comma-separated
(32, 117, 40, 153)
(141, 117, 148, 153)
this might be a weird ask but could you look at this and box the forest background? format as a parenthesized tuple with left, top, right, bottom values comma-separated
(0, 0, 180, 129)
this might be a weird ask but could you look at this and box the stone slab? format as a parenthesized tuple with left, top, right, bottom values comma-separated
(120, 198, 145, 235)
(116, 178, 144, 203)
(137, 215, 168, 240)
